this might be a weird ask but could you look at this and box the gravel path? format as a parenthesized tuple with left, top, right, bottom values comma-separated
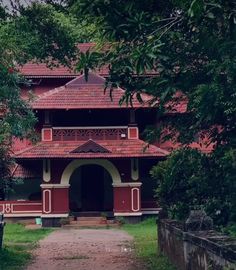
(27, 228, 141, 270)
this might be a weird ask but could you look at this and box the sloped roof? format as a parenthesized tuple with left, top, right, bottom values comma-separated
(19, 43, 100, 78)
(11, 164, 41, 179)
(13, 139, 169, 159)
(19, 43, 157, 78)
(31, 73, 151, 109)
(20, 63, 78, 78)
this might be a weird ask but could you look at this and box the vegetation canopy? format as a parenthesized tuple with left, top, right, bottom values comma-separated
(0, 0, 79, 195)
(64, 0, 236, 226)
(0, 0, 235, 226)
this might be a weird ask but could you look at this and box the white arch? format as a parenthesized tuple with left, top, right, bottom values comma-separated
(61, 159, 121, 185)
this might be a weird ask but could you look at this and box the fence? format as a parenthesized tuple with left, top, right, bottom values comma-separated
(158, 219, 236, 270)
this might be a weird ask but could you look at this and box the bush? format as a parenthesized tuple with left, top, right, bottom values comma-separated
(151, 147, 236, 226)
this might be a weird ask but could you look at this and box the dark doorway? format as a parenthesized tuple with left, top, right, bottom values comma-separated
(69, 164, 113, 212)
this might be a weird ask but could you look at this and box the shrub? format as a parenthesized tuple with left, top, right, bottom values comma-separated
(151, 147, 236, 226)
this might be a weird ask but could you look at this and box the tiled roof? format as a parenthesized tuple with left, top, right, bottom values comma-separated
(31, 73, 151, 109)
(19, 43, 116, 78)
(19, 43, 158, 78)
(13, 139, 169, 159)
(19, 63, 110, 78)
(20, 63, 78, 78)
(19, 43, 100, 78)
(11, 164, 41, 179)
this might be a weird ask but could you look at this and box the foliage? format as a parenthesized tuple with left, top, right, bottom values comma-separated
(151, 147, 236, 225)
(3, 223, 51, 243)
(69, 0, 236, 147)
(0, 144, 13, 200)
(66, 0, 236, 227)
(0, 68, 36, 196)
(151, 148, 208, 220)
(0, 1, 80, 193)
(123, 218, 176, 270)
(0, 246, 31, 270)
(0, 223, 52, 270)
(0, 0, 235, 229)
(222, 224, 236, 237)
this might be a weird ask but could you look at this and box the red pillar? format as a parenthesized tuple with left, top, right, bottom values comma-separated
(41, 184, 70, 217)
(113, 183, 142, 216)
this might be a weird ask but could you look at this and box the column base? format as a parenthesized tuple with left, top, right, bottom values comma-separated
(114, 212, 142, 224)
(125, 216, 142, 224)
(114, 212, 142, 216)
(42, 218, 61, 227)
(41, 214, 69, 227)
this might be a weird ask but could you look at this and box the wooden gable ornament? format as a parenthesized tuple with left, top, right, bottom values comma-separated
(65, 72, 106, 88)
(70, 139, 111, 154)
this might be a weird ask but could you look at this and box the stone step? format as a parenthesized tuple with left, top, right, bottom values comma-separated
(63, 223, 120, 229)
(63, 224, 110, 229)
(70, 217, 106, 226)
(75, 221, 105, 226)
(77, 217, 104, 221)
(67, 217, 119, 228)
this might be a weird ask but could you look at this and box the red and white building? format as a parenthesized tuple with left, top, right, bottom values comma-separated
(0, 44, 212, 226)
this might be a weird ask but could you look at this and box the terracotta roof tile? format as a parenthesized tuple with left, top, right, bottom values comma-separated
(31, 73, 151, 109)
(13, 139, 169, 159)
(11, 164, 41, 179)
(19, 43, 109, 78)
(19, 43, 158, 78)
(19, 63, 77, 78)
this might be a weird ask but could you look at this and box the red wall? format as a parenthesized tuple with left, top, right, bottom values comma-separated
(52, 188, 69, 213)
(114, 187, 131, 212)
(113, 186, 141, 213)
(50, 160, 71, 183)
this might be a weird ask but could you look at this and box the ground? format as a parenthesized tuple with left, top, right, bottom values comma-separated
(0, 223, 51, 270)
(123, 219, 175, 270)
(0, 219, 175, 270)
(27, 228, 140, 270)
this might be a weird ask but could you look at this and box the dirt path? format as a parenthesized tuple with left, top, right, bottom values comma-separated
(27, 228, 141, 270)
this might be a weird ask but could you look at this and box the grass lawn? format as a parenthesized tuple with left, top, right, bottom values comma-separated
(122, 218, 176, 270)
(0, 223, 52, 270)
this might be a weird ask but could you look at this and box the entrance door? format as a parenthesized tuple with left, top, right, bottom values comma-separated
(81, 165, 103, 211)
(69, 164, 113, 212)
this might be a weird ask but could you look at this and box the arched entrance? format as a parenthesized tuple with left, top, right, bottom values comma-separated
(61, 159, 122, 213)
(69, 164, 113, 212)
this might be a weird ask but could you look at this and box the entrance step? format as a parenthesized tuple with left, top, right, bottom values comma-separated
(65, 216, 120, 228)
(64, 224, 118, 229)
(77, 217, 104, 221)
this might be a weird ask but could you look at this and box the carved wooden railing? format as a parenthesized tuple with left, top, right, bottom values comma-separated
(52, 126, 128, 141)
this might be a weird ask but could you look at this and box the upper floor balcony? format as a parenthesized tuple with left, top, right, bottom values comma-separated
(41, 126, 139, 142)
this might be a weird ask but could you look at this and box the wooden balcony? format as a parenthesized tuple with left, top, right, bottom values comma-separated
(52, 126, 129, 141)
(41, 126, 139, 142)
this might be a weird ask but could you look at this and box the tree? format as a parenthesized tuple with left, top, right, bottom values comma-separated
(0, 0, 235, 225)
(150, 147, 236, 225)
(0, 1, 79, 194)
(65, 0, 236, 225)
(68, 0, 236, 147)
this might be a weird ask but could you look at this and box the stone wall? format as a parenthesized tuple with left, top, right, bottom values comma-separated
(158, 219, 236, 270)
